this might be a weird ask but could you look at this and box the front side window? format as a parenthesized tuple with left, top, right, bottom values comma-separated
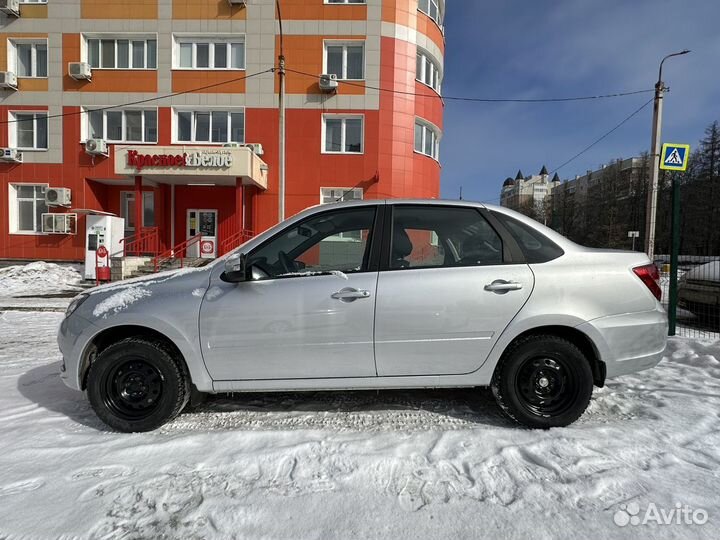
(414, 120, 440, 160)
(11, 184, 48, 234)
(248, 207, 376, 279)
(12, 112, 48, 150)
(324, 41, 365, 80)
(389, 206, 503, 270)
(175, 110, 245, 144)
(12, 41, 48, 78)
(86, 37, 157, 69)
(323, 116, 363, 154)
(87, 109, 157, 143)
(416, 49, 441, 93)
(175, 38, 245, 70)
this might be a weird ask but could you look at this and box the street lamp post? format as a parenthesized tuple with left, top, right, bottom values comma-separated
(644, 49, 690, 260)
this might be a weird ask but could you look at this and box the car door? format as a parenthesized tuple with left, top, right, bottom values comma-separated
(199, 205, 381, 381)
(374, 204, 534, 377)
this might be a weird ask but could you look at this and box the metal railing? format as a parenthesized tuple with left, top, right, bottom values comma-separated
(120, 227, 159, 257)
(219, 229, 255, 256)
(152, 234, 202, 272)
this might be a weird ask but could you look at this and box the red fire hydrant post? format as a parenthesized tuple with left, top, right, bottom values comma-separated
(95, 245, 111, 286)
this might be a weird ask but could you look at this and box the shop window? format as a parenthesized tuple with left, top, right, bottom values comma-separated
(9, 184, 48, 234)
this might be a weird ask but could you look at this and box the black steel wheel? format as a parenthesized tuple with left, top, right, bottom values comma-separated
(87, 337, 189, 432)
(491, 335, 594, 428)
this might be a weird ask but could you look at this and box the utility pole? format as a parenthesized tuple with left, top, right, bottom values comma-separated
(276, 0, 286, 222)
(644, 50, 690, 260)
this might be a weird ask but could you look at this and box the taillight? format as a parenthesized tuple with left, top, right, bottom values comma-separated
(633, 264, 662, 301)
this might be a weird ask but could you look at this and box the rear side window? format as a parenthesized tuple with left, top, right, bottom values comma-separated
(493, 212, 564, 263)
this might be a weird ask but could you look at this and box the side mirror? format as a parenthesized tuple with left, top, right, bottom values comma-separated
(221, 252, 247, 283)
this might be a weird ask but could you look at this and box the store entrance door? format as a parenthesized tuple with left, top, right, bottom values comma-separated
(187, 209, 218, 258)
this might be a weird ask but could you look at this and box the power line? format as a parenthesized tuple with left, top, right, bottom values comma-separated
(549, 97, 654, 174)
(0, 68, 275, 125)
(283, 67, 654, 103)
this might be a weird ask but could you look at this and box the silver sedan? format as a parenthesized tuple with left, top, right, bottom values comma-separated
(59, 200, 668, 432)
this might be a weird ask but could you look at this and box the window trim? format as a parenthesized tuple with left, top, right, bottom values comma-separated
(322, 114, 365, 155)
(417, 0, 445, 31)
(9, 110, 49, 151)
(8, 39, 48, 79)
(172, 108, 246, 145)
(83, 34, 158, 71)
(415, 47, 442, 95)
(414, 118, 441, 161)
(82, 107, 158, 144)
(323, 39, 366, 81)
(172, 35, 247, 71)
(8, 183, 49, 236)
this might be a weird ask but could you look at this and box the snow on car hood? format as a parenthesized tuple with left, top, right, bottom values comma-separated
(86, 265, 209, 296)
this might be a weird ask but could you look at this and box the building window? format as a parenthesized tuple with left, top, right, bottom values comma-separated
(325, 0, 366, 3)
(416, 49, 441, 93)
(323, 115, 363, 154)
(86, 36, 157, 69)
(86, 109, 158, 143)
(174, 109, 245, 144)
(9, 184, 48, 234)
(414, 120, 440, 160)
(10, 112, 48, 150)
(321, 187, 363, 204)
(324, 41, 364, 80)
(418, 0, 444, 27)
(174, 37, 245, 70)
(19, 0, 47, 3)
(9, 40, 48, 78)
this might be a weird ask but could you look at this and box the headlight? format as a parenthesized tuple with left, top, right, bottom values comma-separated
(66, 294, 89, 318)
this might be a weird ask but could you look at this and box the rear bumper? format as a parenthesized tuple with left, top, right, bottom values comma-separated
(577, 306, 668, 379)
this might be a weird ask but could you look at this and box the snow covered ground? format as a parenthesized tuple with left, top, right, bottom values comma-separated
(0, 310, 719, 539)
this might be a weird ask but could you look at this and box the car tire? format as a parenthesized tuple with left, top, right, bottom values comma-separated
(491, 335, 594, 429)
(87, 337, 189, 432)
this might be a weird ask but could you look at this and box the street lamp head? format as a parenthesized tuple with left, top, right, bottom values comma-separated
(658, 49, 691, 83)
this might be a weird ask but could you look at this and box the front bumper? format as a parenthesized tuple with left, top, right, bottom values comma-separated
(577, 306, 668, 379)
(58, 313, 98, 391)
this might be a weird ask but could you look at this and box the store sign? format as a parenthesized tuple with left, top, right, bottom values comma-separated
(126, 149, 233, 172)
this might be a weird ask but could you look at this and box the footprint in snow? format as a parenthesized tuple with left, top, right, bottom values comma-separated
(0, 478, 45, 497)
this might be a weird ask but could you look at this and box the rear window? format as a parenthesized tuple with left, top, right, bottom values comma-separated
(493, 213, 564, 264)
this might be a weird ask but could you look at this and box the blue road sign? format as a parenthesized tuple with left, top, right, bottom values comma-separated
(660, 143, 690, 172)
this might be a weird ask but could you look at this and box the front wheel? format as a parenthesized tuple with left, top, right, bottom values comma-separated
(491, 335, 594, 428)
(87, 337, 189, 432)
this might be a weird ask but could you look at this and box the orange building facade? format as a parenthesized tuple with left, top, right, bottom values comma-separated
(0, 0, 445, 262)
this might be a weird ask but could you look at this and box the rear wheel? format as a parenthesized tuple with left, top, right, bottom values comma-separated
(491, 335, 593, 428)
(87, 337, 189, 432)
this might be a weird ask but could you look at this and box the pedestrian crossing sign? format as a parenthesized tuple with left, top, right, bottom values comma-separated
(660, 143, 690, 171)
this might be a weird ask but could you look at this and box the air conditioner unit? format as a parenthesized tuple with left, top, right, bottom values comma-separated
(0, 71, 18, 90)
(85, 138, 108, 156)
(319, 73, 338, 93)
(227, 0, 246, 6)
(42, 213, 77, 235)
(243, 143, 264, 156)
(68, 62, 92, 81)
(45, 187, 72, 207)
(0, 0, 20, 17)
(223, 142, 242, 148)
(0, 148, 22, 162)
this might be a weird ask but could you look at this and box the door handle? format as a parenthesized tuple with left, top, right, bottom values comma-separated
(484, 280, 523, 293)
(331, 288, 371, 301)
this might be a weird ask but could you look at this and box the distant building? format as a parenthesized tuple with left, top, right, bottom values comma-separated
(500, 166, 561, 222)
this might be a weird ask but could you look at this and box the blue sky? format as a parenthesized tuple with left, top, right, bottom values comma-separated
(439, 0, 720, 203)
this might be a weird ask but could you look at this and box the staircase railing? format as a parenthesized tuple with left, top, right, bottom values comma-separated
(220, 229, 255, 255)
(153, 234, 202, 272)
(120, 227, 160, 257)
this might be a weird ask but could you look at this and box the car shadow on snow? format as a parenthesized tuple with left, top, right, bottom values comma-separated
(17, 362, 514, 432)
(17, 362, 107, 430)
